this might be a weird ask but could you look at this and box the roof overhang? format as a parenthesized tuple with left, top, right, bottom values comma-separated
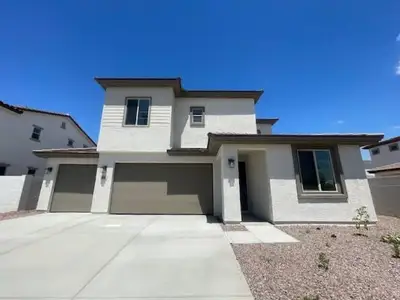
(33, 148, 99, 158)
(367, 162, 400, 174)
(256, 118, 279, 125)
(362, 136, 400, 149)
(94, 77, 263, 103)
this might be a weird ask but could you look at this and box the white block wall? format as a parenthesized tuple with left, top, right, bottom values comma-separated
(0, 175, 32, 212)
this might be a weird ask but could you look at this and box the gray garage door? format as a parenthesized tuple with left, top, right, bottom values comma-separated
(110, 163, 213, 214)
(50, 164, 96, 212)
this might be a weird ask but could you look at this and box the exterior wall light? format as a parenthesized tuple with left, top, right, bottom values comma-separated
(101, 165, 107, 180)
(228, 157, 235, 168)
(45, 167, 53, 174)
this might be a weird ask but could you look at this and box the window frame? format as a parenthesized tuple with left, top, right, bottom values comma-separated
(123, 97, 151, 127)
(61, 121, 66, 129)
(291, 145, 347, 202)
(371, 148, 380, 155)
(67, 138, 75, 147)
(388, 143, 399, 152)
(31, 125, 43, 142)
(190, 106, 205, 126)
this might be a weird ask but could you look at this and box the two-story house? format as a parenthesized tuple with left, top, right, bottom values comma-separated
(0, 101, 96, 177)
(34, 78, 382, 224)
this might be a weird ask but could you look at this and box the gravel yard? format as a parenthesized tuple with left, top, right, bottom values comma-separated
(233, 216, 400, 300)
(0, 210, 42, 222)
(221, 224, 248, 231)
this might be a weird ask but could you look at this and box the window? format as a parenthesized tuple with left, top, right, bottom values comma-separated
(67, 138, 74, 147)
(124, 98, 150, 126)
(190, 106, 205, 126)
(27, 167, 37, 176)
(389, 143, 399, 152)
(371, 148, 380, 155)
(297, 149, 337, 192)
(0, 166, 6, 176)
(257, 129, 261, 135)
(61, 122, 66, 129)
(83, 144, 88, 148)
(31, 125, 42, 141)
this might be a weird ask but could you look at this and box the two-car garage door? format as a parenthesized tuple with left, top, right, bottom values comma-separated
(50, 163, 213, 215)
(109, 163, 213, 214)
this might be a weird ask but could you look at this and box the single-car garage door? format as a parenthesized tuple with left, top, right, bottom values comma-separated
(110, 163, 213, 214)
(50, 164, 96, 212)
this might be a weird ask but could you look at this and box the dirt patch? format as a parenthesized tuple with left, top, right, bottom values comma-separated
(232, 216, 400, 300)
(221, 224, 248, 231)
(0, 210, 43, 222)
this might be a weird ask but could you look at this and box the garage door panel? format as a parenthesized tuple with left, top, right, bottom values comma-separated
(50, 165, 96, 212)
(110, 163, 213, 214)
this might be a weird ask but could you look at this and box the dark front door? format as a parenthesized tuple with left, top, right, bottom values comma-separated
(239, 161, 248, 211)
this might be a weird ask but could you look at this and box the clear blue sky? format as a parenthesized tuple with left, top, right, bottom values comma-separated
(1, 1, 399, 158)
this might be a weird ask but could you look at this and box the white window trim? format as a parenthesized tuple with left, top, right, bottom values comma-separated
(297, 149, 338, 193)
(190, 106, 205, 126)
(123, 98, 151, 127)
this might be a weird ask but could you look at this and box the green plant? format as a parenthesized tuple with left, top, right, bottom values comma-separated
(302, 295, 320, 300)
(317, 252, 329, 271)
(352, 206, 370, 232)
(381, 233, 400, 258)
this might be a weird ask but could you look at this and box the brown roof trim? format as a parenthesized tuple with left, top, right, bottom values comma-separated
(256, 118, 279, 125)
(33, 148, 98, 158)
(362, 136, 400, 150)
(11, 105, 96, 146)
(167, 148, 212, 156)
(367, 162, 400, 174)
(0, 100, 23, 114)
(207, 133, 384, 154)
(94, 77, 263, 102)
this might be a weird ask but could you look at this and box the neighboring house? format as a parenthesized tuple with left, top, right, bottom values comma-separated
(0, 101, 96, 177)
(34, 78, 382, 224)
(367, 162, 400, 177)
(363, 136, 400, 169)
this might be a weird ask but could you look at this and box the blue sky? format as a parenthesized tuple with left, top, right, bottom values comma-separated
(1, 1, 399, 158)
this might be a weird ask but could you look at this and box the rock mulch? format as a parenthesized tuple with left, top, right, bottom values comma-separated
(0, 210, 42, 222)
(232, 216, 400, 300)
(221, 224, 248, 231)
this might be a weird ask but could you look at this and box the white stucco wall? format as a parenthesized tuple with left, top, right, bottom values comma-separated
(0, 107, 95, 176)
(369, 142, 400, 168)
(0, 175, 33, 212)
(246, 151, 272, 221)
(97, 87, 175, 152)
(36, 157, 98, 211)
(173, 98, 257, 148)
(265, 144, 377, 223)
(256, 124, 272, 135)
(90, 152, 215, 213)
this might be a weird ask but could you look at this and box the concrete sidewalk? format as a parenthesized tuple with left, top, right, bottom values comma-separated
(0, 213, 253, 300)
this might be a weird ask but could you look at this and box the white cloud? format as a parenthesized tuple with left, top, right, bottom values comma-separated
(397, 33, 400, 42)
(393, 125, 400, 130)
(336, 120, 345, 125)
(396, 60, 400, 76)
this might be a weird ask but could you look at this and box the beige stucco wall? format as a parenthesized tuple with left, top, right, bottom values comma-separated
(265, 144, 377, 223)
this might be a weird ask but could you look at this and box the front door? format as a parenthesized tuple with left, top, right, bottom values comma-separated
(239, 161, 248, 211)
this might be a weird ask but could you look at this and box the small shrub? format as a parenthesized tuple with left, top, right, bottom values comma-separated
(352, 206, 370, 232)
(317, 252, 329, 271)
(381, 233, 400, 258)
(303, 295, 320, 300)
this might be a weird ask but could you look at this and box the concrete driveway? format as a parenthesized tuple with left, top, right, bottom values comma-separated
(0, 213, 253, 300)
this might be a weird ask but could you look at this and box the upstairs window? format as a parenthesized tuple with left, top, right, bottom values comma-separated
(124, 98, 150, 126)
(27, 167, 37, 176)
(371, 148, 380, 156)
(61, 121, 66, 129)
(67, 138, 75, 147)
(31, 125, 42, 142)
(389, 143, 399, 152)
(83, 144, 88, 148)
(257, 129, 261, 134)
(297, 149, 337, 192)
(190, 106, 205, 126)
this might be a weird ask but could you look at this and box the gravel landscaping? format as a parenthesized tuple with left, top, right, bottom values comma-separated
(0, 210, 42, 222)
(221, 224, 248, 231)
(232, 216, 400, 300)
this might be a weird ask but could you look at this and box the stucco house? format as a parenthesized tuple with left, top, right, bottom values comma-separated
(34, 78, 382, 224)
(0, 100, 96, 177)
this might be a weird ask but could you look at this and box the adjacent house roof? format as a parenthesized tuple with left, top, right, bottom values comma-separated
(34, 147, 99, 158)
(256, 118, 279, 125)
(94, 77, 264, 103)
(367, 162, 400, 174)
(362, 136, 400, 150)
(0, 100, 96, 146)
